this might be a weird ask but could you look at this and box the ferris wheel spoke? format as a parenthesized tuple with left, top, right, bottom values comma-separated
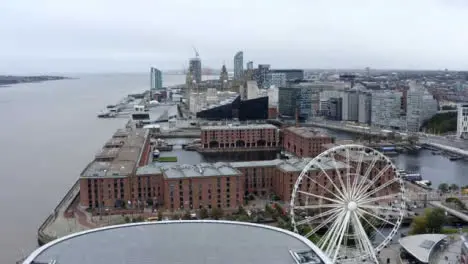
(357, 208, 396, 227)
(313, 161, 347, 200)
(355, 164, 392, 199)
(329, 152, 349, 199)
(318, 210, 346, 250)
(303, 209, 342, 238)
(330, 211, 351, 262)
(360, 193, 400, 205)
(297, 190, 343, 205)
(358, 177, 399, 202)
(351, 212, 378, 263)
(294, 203, 342, 210)
(359, 204, 397, 213)
(295, 207, 342, 226)
(303, 174, 345, 202)
(350, 150, 365, 200)
(353, 154, 379, 198)
(356, 209, 390, 241)
(345, 149, 351, 194)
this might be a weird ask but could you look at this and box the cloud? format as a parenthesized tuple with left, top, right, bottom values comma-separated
(1, 0, 467, 73)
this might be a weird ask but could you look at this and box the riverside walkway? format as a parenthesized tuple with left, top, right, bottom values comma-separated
(430, 201, 468, 222)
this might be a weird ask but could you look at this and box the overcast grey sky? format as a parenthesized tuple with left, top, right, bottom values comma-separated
(1, 0, 467, 74)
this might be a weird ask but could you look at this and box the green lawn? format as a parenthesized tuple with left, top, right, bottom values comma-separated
(156, 156, 178, 162)
(441, 227, 468, 234)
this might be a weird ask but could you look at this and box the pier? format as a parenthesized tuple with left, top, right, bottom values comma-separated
(37, 180, 81, 245)
(152, 131, 200, 138)
(421, 141, 468, 158)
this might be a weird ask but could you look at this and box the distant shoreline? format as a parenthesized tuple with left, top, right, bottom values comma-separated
(0, 75, 74, 86)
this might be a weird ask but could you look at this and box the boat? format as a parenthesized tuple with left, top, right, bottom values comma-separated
(415, 180, 432, 189)
(449, 155, 463, 161)
(398, 169, 422, 181)
(97, 110, 116, 118)
(152, 149, 160, 158)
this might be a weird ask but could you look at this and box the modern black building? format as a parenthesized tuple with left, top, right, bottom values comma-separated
(278, 85, 312, 121)
(196, 95, 268, 121)
(328, 97, 343, 121)
(270, 69, 304, 82)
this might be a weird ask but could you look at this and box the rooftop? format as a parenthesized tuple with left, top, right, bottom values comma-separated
(95, 147, 120, 160)
(230, 159, 284, 168)
(162, 163, 242, 179)
(115, 146, 142, 162)
(81, 160, 136, 178)
(136, 162, 162, 175)
(277, 157, 349, 173)
(399, 234, 447, 263)
(202, 124, 278, 131)
(113, 129, 130, 138)
(285, 127, 330, 139)
(136, 157, 349, 177)
(24, 221, 331, 264)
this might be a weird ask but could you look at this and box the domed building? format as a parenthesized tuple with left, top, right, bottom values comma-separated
(23, 220, 331, 264)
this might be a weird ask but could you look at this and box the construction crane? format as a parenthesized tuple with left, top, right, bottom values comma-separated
(192, 46, 199, 58)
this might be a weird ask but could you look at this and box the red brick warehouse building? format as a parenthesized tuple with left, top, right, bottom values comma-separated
(282, 126, 334, 157)
(136, 163, 245, 211)
(200, 124, 280, 150)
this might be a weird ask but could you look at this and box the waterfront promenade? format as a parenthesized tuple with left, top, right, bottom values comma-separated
(37, 180, 90, 245)
(306, 119, 468, 158)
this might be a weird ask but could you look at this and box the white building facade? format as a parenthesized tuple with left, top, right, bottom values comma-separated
(371, 91, 405, 129)
(342, 90, 359, 121)
(358, 92, 372, 124)
(457, 103, 468, 138)
(406, 84, 438, 132)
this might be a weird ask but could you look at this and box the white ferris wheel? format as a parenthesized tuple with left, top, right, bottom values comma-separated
(290, 144, 406, 263)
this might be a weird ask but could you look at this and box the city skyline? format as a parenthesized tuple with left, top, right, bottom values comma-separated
(2, 0, 468, 74)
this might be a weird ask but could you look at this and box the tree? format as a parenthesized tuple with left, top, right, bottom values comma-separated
(157, 211, 163, 221)
(438, 183, 449, 193)
(199, 207, 209, 219)
(409, 208, 446, 235)
(182, 211, 192, 220)
(236, 214, 251, 222)
(236, 206, 247, 216)
(409, 214, 428, 235)
(210, 207, 224, 220)
(426, 208, 446, 233)
(271, 194, 281, 201)
(274, 203, 287, 220)
(172, 213, 181, 220)
(146, 198, 153, 207)
(450, 184, 459, 192)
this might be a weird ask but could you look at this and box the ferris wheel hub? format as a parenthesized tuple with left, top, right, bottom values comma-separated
(347, 201, 358, 211)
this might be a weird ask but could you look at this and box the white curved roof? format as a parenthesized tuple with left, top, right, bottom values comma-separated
(399, 234, 447, 263)
(24, 220, 332, 264)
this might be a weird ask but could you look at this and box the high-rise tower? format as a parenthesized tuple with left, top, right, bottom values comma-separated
(150, 67, 163, 90)
(234, 51, 244, 80)
(189, 47, 202, 83)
